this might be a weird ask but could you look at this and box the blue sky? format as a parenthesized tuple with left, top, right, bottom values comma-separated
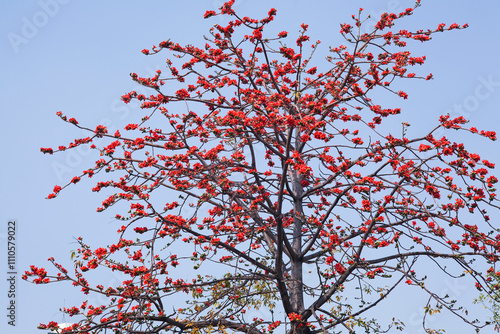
(1, 0, 500, 333)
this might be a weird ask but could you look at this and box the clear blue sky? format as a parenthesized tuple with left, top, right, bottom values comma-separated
(1, 0, 500, 333)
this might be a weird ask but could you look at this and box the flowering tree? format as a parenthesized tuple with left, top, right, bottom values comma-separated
(27, 1, 500, 333)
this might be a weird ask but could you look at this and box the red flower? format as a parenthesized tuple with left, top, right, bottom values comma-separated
(253, 29, 263, 40)
(288, 312, 302, 321)
(335, 263, 346, 274)
(40, 147, 54, 154)
(124, 124, 138, 131)
(419, 144, 431, 152)
(340, 24, 352, 34)
(94, 125, 108, 135)
(175, 89, 190, 99)
(203, 10, 216, 18)
(352, 137, 364, 145)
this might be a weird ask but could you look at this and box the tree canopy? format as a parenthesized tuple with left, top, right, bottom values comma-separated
(27, 1, 500, 333)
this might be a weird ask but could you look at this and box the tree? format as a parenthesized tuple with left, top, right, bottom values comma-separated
(26, 1, 500, 333)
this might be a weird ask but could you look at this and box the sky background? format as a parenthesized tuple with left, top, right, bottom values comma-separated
(1, 0, 500, 333)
